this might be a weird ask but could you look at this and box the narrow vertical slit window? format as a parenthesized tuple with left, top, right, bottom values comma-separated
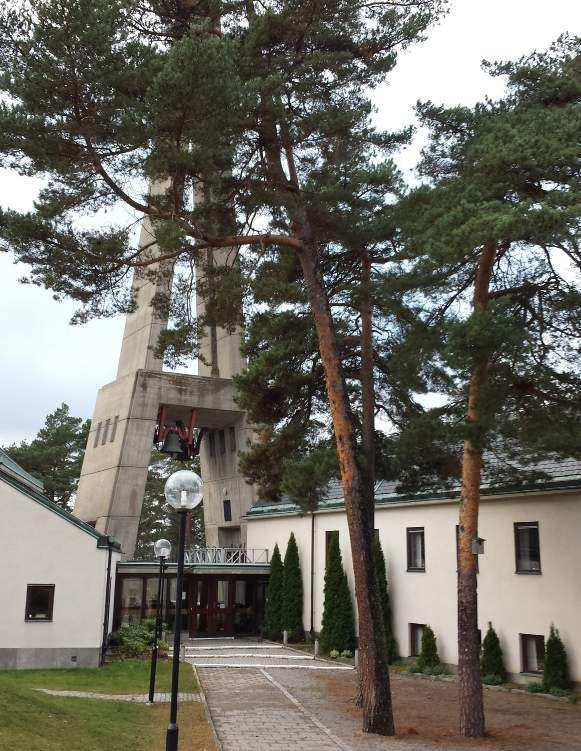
(208, 431, 216, 457)
(409, 623, 425, 657)
(223, 498, 232, 522)
(219, 429, 226, 455)
(93, 422, 102, 448)
(229, 426, 236, 453)
(109, 415, 119, 443)
(101, 419, 110, 445)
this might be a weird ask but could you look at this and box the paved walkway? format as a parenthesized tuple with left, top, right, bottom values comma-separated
(187, 638, 355, 750)
(34, 688, 199, 703)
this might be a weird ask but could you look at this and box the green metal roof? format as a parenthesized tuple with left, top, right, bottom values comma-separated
(0, 447, 44, 492)
(0, 450, 121, 552)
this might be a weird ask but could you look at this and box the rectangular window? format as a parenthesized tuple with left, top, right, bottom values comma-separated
(521, 634, 545, 673)
(325, 530, 339, 569)
(109, 415, 119, 443)
(93, 422, 102, 448)
(208, 431, 216, 457)
(229, 426, 236, 453)
(456, 525, 478, 573)
(219, 429, 226, 455)
(410, 623, 425, 657)
(515, 522, 541, 574)
(25, 584, 55, 621)
(216, 580, 229, 609)
(119, 577, 143, 626)
(223, 499, 232, 522)
(101, 419, 110, 445)
(407, 527, 425, 571)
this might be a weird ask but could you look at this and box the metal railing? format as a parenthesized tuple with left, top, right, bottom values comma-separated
(184, 547, 270, 565)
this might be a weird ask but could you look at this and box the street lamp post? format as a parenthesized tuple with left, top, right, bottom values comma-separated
(148, 538, 172, 704)
(164, 470, 203, 751)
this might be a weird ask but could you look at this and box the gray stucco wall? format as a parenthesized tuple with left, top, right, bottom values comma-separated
(0, 647, 100, 670)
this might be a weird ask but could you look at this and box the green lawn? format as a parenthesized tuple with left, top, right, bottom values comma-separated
(0, 660, 212, 751)
(0, 657, 197, 694)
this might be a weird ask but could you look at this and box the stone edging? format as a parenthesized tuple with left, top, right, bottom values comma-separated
(192, 664, 223, 751)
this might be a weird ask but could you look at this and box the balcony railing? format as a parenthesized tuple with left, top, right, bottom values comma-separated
(184, 547, 270, 565)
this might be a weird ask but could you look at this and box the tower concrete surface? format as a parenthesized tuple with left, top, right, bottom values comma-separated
(73, 204, 256, 558)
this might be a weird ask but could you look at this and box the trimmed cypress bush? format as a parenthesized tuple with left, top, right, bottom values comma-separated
(543, 624, 570, 691)
(372, 535, 398, 663)
(417, 625, 440, 672)
(282, 532, 304, 641)
(480, 622, 506, 682)
(264, 543, 284, 640)
(320, 533, 356, 654)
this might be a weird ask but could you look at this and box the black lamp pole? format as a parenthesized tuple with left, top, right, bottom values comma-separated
(166, 510, 188, 751)
(148, 554, 166, 704)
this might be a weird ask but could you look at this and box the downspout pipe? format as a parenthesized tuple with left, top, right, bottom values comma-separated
(310, 511, 315, 639)
(99, 536, 115, 667)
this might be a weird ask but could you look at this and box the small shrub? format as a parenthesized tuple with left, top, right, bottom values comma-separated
(480, 623, 506, 682)
(482, 673, 504, 685)
(543, 624, 570, 692)
(549, 687, 571, 698)
(329, 649, 340, 659)
(408, 662, 422, 673)
(341, 650, 353, 658)
(416, 625, 440, 672)
(527, 682, 546, 693)
(111, 619, 163, 657)
(423, 664, 452, 676)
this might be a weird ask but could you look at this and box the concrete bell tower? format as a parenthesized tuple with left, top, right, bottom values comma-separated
(73, 200, 256, 557)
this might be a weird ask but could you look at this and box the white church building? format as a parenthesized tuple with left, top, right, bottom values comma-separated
(0, 448, 120, 669)
(246, 458, 581, 684)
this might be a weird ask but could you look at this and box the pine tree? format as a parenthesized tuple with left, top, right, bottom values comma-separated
(282, 533, 304, 642)
(321, 533, 356, 654)
(263, 543, 284, 641)
(480, 623, 506, 682)
(416, 625, 440, 672)
(372, 536, 398, 663)
(3, 404, 89, 509)
(388, 37, 581, 736)
(543, 625, 570, 691)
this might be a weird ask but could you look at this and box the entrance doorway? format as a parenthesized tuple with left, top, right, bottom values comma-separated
(188, 576, 267, 637)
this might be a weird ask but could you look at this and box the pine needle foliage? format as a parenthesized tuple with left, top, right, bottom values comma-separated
(264, 543, 284, 641)
(416, 625, 440, 672)
(372, 536, 398, 663)
(320, 533, 356, 654)
(480, 623, 506, 682)
(543, 624, 570, 691)
(282, 533, 304, 642)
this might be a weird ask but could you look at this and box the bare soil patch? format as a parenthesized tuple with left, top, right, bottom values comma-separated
(320, 670, 581, 750)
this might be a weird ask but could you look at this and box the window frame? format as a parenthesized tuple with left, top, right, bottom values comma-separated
(520, 633, 545, 674)
(406, 527, 425, 572)
(409, 623, 425, 657)
(514, 522, 542, 575)
(25, 584, 55, 622)
(325, 530, 339, 570)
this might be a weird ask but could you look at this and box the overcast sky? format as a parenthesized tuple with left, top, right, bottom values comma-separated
(1, 0, 579, 445)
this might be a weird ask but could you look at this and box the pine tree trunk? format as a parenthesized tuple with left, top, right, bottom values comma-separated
(299, 247, 394, 735)
(458, 241, 496, 738)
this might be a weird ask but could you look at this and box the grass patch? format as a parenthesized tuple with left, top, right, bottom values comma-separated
(0, 658, 197, 694)
(0, 661, 213, 751)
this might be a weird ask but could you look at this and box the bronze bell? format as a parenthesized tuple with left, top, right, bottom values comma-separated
(161, 430, 182, 457)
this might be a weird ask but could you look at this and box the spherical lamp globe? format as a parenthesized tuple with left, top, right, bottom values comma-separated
(154, 538, 172, 559)
(164, 469, 203, 511)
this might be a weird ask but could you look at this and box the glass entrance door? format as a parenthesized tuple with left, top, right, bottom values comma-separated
(188, 577, 234, 637)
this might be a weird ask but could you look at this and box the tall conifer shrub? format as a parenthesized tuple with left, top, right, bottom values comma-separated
(417, 625, 440, 671)
(282, 533, 304, 641)
(264, 543, 284, 640)
(480, 623, 506, 681)
(543, 625, 570, 691)
(320, 533, 356, 653)
(372, 536, 398, 663)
